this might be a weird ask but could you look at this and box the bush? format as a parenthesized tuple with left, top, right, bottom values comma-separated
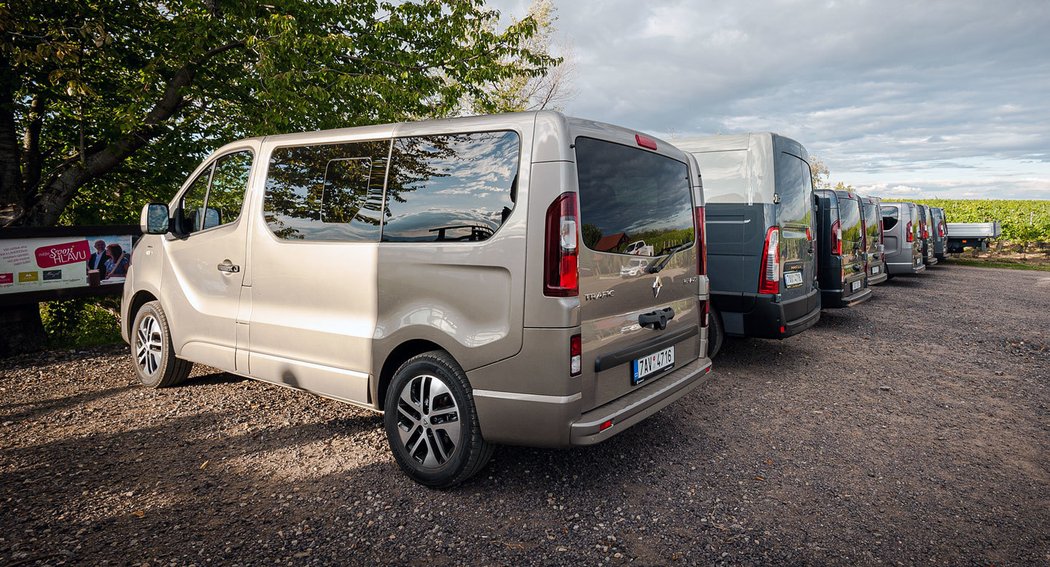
(40, 298, 123, 348)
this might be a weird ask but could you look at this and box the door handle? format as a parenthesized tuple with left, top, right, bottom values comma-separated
(217, 260, 240, 273)
(639, 307, 675, 330)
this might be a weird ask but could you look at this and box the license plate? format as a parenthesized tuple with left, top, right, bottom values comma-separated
(784, 271, 803, 287)
(632, 347, 674, 385)
(850, 280, 861, 292)
(872, 265, 880, 274)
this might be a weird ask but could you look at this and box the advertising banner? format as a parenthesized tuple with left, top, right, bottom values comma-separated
(0, 234, 134, 296)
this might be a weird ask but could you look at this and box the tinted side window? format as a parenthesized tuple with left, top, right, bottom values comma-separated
(382, 131, 519, 242)
(881, 206, 899, 230)
(204, 151, 252, 230)
(264, 141, 387, 241)
(179, 167, 211, 234)
(575, 137, 694, 256)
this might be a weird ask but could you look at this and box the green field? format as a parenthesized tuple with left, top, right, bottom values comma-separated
(910, 199, 1050, 244)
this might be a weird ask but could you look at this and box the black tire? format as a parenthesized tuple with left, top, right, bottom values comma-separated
(131, 301, 192, 388)
(383, 350, 492, 488)
(707, 307, 725, 359)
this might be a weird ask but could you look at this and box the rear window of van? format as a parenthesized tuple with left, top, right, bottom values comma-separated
(574, 137, 694, 257)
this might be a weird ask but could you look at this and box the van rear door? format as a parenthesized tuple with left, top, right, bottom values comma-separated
(773, 147, 818, 318)
(574, 136, 700, 411)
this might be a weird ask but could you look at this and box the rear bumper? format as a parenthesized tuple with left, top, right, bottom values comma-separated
(470, 327, 711, 448)
(924, 256, 939, 266)
(886, 259, 925, 275)
(868, 270, 889, 285)
(715, 289, 820, 340)
(821, 286, 873, 308)
(570, 357, 711, 446)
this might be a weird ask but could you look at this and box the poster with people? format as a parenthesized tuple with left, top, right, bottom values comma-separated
(0, 234, 134, 295)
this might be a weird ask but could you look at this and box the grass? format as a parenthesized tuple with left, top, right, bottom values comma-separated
(942, 258, 1050, 272)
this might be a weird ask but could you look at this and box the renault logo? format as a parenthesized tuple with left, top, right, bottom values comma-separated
(652, 276, 663, 298)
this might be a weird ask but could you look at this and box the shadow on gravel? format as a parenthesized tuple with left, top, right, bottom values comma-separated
(0, 385, 135, 422)
(882, 276, 924, 287)
(182, 371, 246, 387)
(813, 309, 853, 330)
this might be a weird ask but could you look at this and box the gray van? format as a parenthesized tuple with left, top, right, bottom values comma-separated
(675, 133, 820, 357)
(860, 195, 888, 285)
(931, 206, 948, 260)
(880, 202, 925, 276)
(121, 111, 712, 487)
(815, 190, 872, 307)
(915, 204, 938, 266)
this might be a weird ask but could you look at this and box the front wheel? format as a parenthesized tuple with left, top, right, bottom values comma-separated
(383, 351, 492, 488)
(131, 301, 192, 388)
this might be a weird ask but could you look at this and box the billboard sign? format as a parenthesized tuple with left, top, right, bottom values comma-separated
(0, 234, 134, 296)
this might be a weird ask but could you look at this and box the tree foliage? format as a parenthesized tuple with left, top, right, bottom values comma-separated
(0, 0, 560, 227)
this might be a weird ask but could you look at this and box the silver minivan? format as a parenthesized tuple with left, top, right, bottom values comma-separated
(880, 202, 925, 276)
(915, 204, 938, 267)
(122, 111, 712, 487)
(860, 195, 888, 285)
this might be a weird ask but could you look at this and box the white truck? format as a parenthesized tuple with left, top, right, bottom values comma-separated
(946, 221, 1002, 253)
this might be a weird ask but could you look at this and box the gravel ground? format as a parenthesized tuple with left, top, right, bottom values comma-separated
(2, 263, 1048, 566)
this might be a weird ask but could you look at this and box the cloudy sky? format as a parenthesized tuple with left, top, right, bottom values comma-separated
(491, 0, 1050, 200)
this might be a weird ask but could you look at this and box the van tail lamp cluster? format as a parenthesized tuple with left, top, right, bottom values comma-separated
(758, 226, 780, 295)
(544, 192, 579, 297)
(700, 299, 709, 328)
(938, 223, 946, 238)
(635, 134, 658, 151)
(569, 333, 582, 377)
(906, 221, 914, 242)
(830, 219, 842, 255)
(695, 206, 707, 276)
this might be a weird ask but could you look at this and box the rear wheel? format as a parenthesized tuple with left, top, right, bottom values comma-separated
(131, 301, 192, 388)
(707, 308, 725, 359)
(384, 351, 492, 488)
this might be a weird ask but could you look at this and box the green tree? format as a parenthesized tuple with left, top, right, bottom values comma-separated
(0, 0, 559, 228)
(0, 0, 559, 356)
(809, 156, 830, 189)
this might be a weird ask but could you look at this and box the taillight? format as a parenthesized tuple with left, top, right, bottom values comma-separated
(906, 221, 914, 242)
(569, 333, 582, 376)
(695, 206, 706, 276)
(635, 134, 658, 151)
(544, 192, 579, 297)
(831, 219, 842, 255)
(860, 220, 868, 250)
(758, 226, 780, 295)
(938, 222, 946, 238)
(700, 299, 709, 328)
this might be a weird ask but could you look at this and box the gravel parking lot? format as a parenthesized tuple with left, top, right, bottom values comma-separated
(2, 263, 1048, 566)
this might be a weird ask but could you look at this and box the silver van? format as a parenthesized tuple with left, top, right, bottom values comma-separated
(675, 133, 821, 357)
(815, 190, 872, 307)
(880, 202, 925, 276)
(121, 111, 712, 487)
(860, 195, 888, 285)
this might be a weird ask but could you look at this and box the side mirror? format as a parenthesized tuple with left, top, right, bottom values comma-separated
(141, 203, 170, 235)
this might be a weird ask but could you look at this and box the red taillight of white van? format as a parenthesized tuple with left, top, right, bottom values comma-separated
(569, 333, 582, 376)
(544, 192, 579, 297)
(906, 221, 914, 242)
(758, 226, 780, 295)
(695, 206, 706, 276)
(831, 219, 842, 255)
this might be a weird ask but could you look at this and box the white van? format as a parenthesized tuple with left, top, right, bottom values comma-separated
(122, 111, 712, 487)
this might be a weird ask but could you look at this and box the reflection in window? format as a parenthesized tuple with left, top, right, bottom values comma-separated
(575, 137, 694, 257)
(204, 151, 251, 229)
(881, 206, 899, 230)
(382, 131, 519, 242)
(178, 168, 210, 234)
(774, 152, 812, 227)
(264, 141, 387, 241)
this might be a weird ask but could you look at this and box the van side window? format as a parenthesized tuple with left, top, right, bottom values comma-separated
(178, 168, 211, 234)
(881, 206, 899, 230)
(177, 150, 252, 235)
(204, 151, 252, 230)
(264, 141, 388, 241)
(382, 131, 519, 242)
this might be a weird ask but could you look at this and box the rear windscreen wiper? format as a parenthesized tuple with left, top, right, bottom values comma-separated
(647, 242, 693, 274)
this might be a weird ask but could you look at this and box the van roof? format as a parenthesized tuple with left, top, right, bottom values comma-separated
(672, 132, 806, 205)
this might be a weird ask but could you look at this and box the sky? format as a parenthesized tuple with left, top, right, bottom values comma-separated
(491, 0, 1050, 200)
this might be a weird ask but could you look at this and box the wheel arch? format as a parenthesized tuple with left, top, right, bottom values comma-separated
(375, 339, 450, 412)
(127, 290, 158, 341)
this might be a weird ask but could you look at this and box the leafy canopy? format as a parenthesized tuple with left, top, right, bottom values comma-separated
(0, 0, 559, 226)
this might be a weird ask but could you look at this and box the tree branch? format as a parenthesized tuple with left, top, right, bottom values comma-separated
(22, 93, 45, 191)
